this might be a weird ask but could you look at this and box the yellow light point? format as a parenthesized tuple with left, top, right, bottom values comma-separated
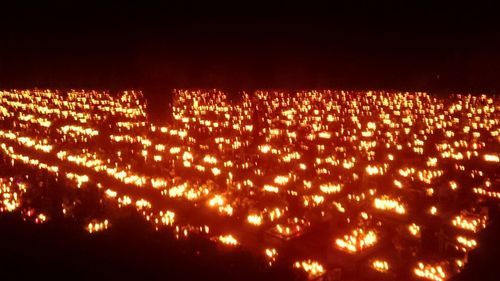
(135, 199, 152, 209)
(247, 214, 263, 226)
(273, 175, 289, 185)
(426, 157, 438, 167)
(398, 167, 415, 177)
(59, 125, 99, 137)
(259, 144, 272, 153)
(264, 248, 278, 265)
(451, 214, 487, 233)
(293, 260, 325, 279)
(105, 189, 117, 198)
(208, 195, 224, 207)
(182, 151, 193, 161)
(361, 130, 373, 137)
(360, 212, 369, 220)
(473, 187, 500, 199)
(318, 131, 331, 139)
(483, 154, 499, 162)
(263, 184, 279, 193)
(217, 204, 234, 216)
(413, 262, 446, 281)
(303, 194, 325, 206)
(159, 211, 175, 226)
(373, 195, 406, 214)
(267, 207, 285, 221)
(426, 188, 434, 196)
(211, 167, 221, 176)
(342, 160, 355, 169)
(335, 228, 378, 253)
(393, 180, 403, 189)
(151, 178, 168, 188)
(118, 195, 132, 206)
(178, 130, 188, 138)
(408, 223, 421, 237)
(303, 180, 312, 189)
(456, 236, 477, 251)
(65, 173, 89, 188)
(371, 259, 389, 273)
(365, 165, 385, 175)
(218, 234, 238, 246)
(36, 213, 47, 224)
(203, 155, 218, 164)
(168, 183, 187, 198)
(367, 121, 377, 130)
(86, 219, 110, 234)
(169, 147, 181, 154)
(333, 201, 345, 213)
(429, 206, 438, 215)
(449, 181, 458, 190)
(319, 183, 342, 194)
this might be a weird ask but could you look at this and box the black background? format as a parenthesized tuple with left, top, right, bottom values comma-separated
(0, 2, 499, 113)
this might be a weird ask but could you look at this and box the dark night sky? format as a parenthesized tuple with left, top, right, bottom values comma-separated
(1, 2, 500, 100)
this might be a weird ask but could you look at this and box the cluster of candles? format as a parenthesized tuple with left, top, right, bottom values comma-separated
(413, 262, 447, 281)
(86, 219, 110, 233)
(0, 89, 498, 280)
(294, 260, 326, 279)
(335, 228, 378, 253)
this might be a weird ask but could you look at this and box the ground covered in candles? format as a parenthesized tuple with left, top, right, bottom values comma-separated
(0, 89, 499, 281)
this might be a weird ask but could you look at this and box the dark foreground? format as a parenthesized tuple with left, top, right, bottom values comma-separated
(0, 211, 304, 281)
(0, 210, 499, 281)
